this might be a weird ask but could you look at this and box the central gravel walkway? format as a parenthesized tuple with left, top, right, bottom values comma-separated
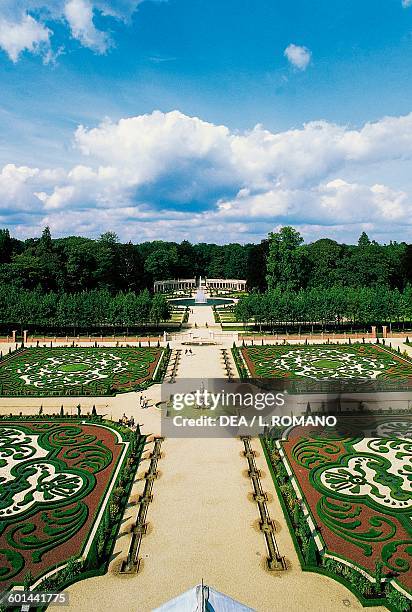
(43, 308, 388, 610)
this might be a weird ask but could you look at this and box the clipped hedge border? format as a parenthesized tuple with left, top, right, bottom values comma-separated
(231, 345, 248, 380)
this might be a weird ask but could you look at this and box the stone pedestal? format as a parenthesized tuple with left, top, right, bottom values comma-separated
(371, 326, 377, 338)
(23, 330, 28, 344)
(382, 325, 388, 338)
(12, 330, 17, 343)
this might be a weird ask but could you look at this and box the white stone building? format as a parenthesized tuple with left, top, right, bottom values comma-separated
(154, 279, 196, 293)
(154, 277, 246, 293)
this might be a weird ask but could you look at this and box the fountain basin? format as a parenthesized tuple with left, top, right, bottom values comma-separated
(169, 298, 235, 307)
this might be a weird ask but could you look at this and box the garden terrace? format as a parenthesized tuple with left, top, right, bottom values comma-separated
(0, 346, 167, 397)
(0, 418, 145, 593)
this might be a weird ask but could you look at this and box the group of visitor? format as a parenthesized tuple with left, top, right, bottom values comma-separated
(139, 395, 149, 409)
(184, 348, 194, 355)
(120, 413, 135, 428)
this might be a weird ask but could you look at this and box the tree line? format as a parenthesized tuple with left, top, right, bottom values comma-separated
(1, 225, 412, 331)
(0, 227, 251, 293)
(264, 226, 410, 292)
(0, 286, 170, 331)
(235, 285, 412, 330)
(1, 225, 412, 295)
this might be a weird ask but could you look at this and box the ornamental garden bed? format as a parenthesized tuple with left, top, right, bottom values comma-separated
(0, 346, 167, 396)
(0, 418, 145, 595)
(263, 417, 412, 611)
(237, 343, 412, 391)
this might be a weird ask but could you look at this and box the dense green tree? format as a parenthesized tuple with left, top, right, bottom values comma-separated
(0, 229, 13, 263)
(61, 239, 97, 292)
(150, 293, 171, 325)
(93, 233, 121, 291)
(358, 231, 371, 248)
(306, 239, 343, 288)
(39, 226, 52, 252)
(337, 239, 389, 287)
(0, 226, 410, 303)
(176, 241, 197, 278)
(223, 243, 249, 279)
(206, 245, 225, 277)
(7, 227, 62, 291)
(0, 286, 172, 329)
(117, 242, 145, 292)
(266, 226, 307, 291)
(246, 239, 268, 292)
(144, 246, 178, 281)
(235, 285, 412, 330)
(401, 244, 412, 288)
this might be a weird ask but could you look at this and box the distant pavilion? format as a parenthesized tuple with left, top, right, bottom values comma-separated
(153, 277, 246, 293)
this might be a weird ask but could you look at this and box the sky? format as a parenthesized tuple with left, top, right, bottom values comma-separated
(1, 0, 412, 245)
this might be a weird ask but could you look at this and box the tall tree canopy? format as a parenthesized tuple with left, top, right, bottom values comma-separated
(266, 226, 307, 291)
(0, 226, 409, 298)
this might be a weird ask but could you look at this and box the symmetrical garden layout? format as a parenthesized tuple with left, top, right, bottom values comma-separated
(0, 419, 141, 592)
(0, 347, 164, 396)
(241, 344, 412, 388)
(266, 419, 412, 605)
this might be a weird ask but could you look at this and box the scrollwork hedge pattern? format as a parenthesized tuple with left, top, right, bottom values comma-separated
(0, 420, 128, 590)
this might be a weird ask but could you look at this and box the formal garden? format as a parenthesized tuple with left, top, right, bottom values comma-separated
(235, 343, 412, 390)
(262, 418, 412, 611)
(214, 305, 237, 324)
(0, 417, 145, 597)
(0, 346, 169, 396)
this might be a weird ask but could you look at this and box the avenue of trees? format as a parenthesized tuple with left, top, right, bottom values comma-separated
(0, 286, 170, 332)
(235, 286, 412, 330)
(1, 224, 412, 329)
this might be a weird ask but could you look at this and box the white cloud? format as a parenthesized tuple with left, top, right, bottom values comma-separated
(284, 43, 312, 71)
(64, 0, 108, 53)
(74, 111, 233, 189)
(0, 1, 148, 61)
(0, 164, 45, 214)
(402, 0, 412, 8)
(2, 110, 412, 243)
(0, 13, 51, 62)
(71, 110, 412, 194)
(216, 179, 411, 226)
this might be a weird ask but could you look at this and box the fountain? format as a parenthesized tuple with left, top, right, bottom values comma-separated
(194, 276, 207, 304)
(169, 275, 234, 306)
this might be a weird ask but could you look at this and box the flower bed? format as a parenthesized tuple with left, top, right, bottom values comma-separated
(0, 346, 167, 396)
(263, 418, 412, 611)
(235, 343, 412, 392)
(0, 418, 145, 595)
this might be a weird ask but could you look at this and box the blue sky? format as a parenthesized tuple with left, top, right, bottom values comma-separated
(1, 0, 412, 244)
